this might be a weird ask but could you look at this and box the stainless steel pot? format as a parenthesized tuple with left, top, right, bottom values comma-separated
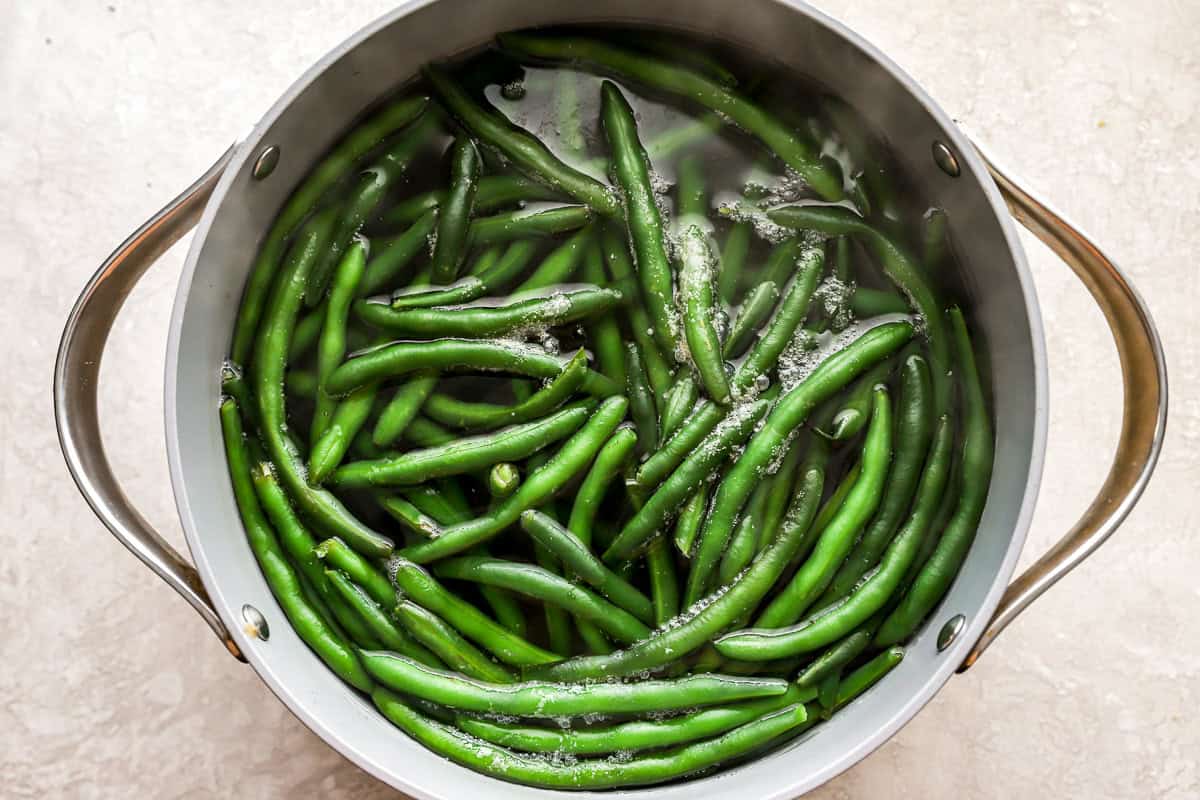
(54, 2, 1167, 797)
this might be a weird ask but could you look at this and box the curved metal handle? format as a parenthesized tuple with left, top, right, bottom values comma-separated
(54, 146, 244, 661)
(959, 144, 1168, 671)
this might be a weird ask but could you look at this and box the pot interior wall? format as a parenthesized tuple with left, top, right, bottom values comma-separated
(167, 1, 1044, 797)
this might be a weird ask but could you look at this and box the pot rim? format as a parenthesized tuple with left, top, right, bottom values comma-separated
(164, 1, 1048, 796)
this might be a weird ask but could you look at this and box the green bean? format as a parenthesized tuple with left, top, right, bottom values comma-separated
(600, 80, 679, 359)
(314, 239, 366, 447)
(389, 557, 560, 667)
(365, 651, 785, 715)
(288, 307, 326, 365)
(354, 285, 621, 339)
(678, 224, 732, 404)
(521, 510, 653, 624)
(230, 94, 428, 365)
(434, 555, 650, 644)
(312, 536, 396, 607)
(371, 371, 438, 448)
(676, 153, 708, 219)
(391, 599, 515, 682)
(459, 682, 809, 756)
(333, 404, 588, 488)
(382, 175, 564, 228)
(498, 34, 842, 201)
(403, 396, 628, 562)
(633, 244, 823, 490)
(581, 239, 627, 386)
(758, 442, 804, 553)
(674, 486, 709, 556)
(372, 687, 808, 789)
(529, 445, 825, 681)
(325, 339, 618, 398)
(308, 382, 379, 484)
(478, 583, 528, 638)
(471, 205, 592, 248)
(821, 352, 934, 603)
(794, 628, 872, 689)
(831, 236, 853, 283)
(831, 647, 904, 713)
(429, 137, 481, 283)
(875, 308, 993, 646)
(566, 425, 638, 546)
(423, 350, 591, 431)
(403, 416, 457, 448)
(305, 111, 439, 305)
(716, 417, 950, 660)
(530, 534, 575, 657)
(423, 65, 620, 217)
(851, 286, 909, 318)
(687, 324, 910, 610)
(659, 373, 699, 441)
(390, 240, 538, 309)
(625, 342, 659, 453)
(512, 224, 593, 293)
(810, 459, 861, 534)
(220, 399, 373, 691)
(379, 495, 443, 538)
(488, 462, 521, 498)
(751, 389, 894, 630)
(768, 204, 950, 415)
(323, 569, 441, 667)
(718, 222, 753, 304)
(601, 227, 672, 398)
(922, 207, 949, 272)
(724, 280, 780, 359)
(719, 484, 766, 586)
(829, 356, 897, 441)
(251, 193, 393, 558)
(646, 535, 681, 626)
(401, 483, 471, 525)
(604, 397, 770, 562)
(359, 211, 438, 297)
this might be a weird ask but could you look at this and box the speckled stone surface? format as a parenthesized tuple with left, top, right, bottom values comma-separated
(2, 1, 1197, 797)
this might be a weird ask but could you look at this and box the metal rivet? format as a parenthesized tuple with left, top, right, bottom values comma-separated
(931, 141, 961, 177)
(241, 604, 270, 641)
(937, 614, 965, 651)
(252, 145, 280, 180)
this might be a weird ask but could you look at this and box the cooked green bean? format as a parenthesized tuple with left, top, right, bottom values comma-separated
(403, 396, 628, 562)
(794, 628, 872, 689)
(659, 373, 699, 441)
(333, 404, 588, 488)
(364, 651, 786, 716)
(601, 226, 673, 398)
(820, 352, 934, 603)
(633, 244, 823, 490)
(686, 324, 910, 609)
(354, 285, 621, 338)
(601, 80, 679, 359)
(401, 483, 471, 525)
(646, 535, 681, 625)
(430, 136, 481, 284)
(391, 599, 515, 682)
(605, 397, 770, 562)
(581, 239, 627, 385)
(678, 223, 732, 404)
(478, 583, 528, 639)
(305, 111, 439, 306)
(625, 341, 659, 453)
(566, 425, 638, 546)
(373, 687, 809, 789)
(220, 399, 374, 691)
(718, 221, 753, 303)
(512, 224, 594, 293)
(719, 485, 765, 586)
(230, 94, 428, 365)
(471, 205, 593, 247)
(434, 555, 650, 644)
(378, 495, 443, 538)
(323, 569, 441, 667)
(851, 286, 909, 318)
(325, 339, 618, 398)
(676, 153, 708, 219)
(831, 647, 904, 713)
(313, 238, 366, 444)
(382, 175, 563, 228)
(674, 486, 709, 557)
(876, 308, 993, 645)
(250, 195, 393, 558)
(371, 371, 438, 448)
(724, 280, 780, 359)
(390, 240, 538, 309)
(359, 211, 438, 297)
(389, 557, 560, 667)
(521, 510, 654, 624)
(424, 65, 621, 217)
(488, 462, 521, 498)
(308, 381, 379, 484)
(530, 444, 826, 681)
(829, 356, 897, 441)
(498, 34, 842, 200)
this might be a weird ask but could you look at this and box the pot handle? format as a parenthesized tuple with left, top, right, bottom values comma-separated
(54, 147, 245, 661)
(957, 144, 1168, 671)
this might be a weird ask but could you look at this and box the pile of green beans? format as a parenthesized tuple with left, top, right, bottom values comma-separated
(221, 28, 994, 790)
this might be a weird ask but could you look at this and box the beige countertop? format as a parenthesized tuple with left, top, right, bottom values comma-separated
(2, 1, 1197, 797)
